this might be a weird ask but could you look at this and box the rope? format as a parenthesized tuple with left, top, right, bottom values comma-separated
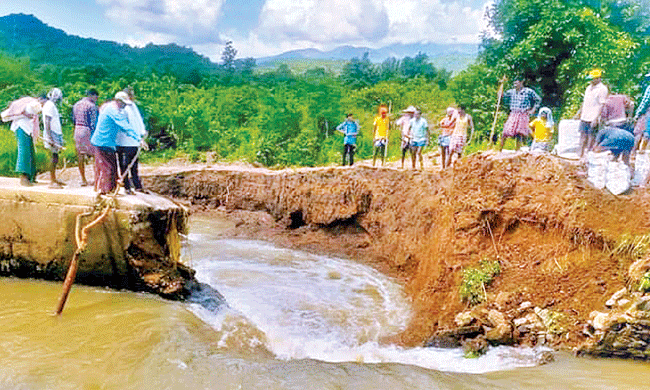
(54, 145, 143, 315)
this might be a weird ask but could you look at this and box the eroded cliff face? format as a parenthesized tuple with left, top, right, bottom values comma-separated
(143, 153, 650, 351)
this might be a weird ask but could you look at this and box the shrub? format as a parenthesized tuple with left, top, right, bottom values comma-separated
(459, 258, 501, 305)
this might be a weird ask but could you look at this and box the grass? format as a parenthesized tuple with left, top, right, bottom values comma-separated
(459, 258, 501, 305)
(610, 233, 650, 260)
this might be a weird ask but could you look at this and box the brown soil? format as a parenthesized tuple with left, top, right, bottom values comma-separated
(137, 152, 650, 350)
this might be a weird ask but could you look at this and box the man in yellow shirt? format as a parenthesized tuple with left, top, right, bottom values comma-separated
(373, 104, 390, 166)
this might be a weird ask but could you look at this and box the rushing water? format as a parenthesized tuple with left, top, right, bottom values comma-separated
(0, 214, 649, 389)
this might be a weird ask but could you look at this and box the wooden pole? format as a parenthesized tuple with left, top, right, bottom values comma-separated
(489, 78, 506, 148)
(385, 101, 392, 164)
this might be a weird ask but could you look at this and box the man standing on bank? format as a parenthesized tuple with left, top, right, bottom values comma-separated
(336, 113, 359, 166)
(42, 88, 65, 188)
(372, 104, 390, 167)
(409, 108, 429, 170)
(72, 89, 99, 187)
(574, 69, 609, 158)
(499, 76, 541, 151)
(91, 92, 140, 195)
(116, 87, 148, 194)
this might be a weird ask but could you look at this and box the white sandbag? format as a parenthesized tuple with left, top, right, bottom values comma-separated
(553, 119, 581, 159)
(587, 151, 610, 190)
(632, 153, 650, 187)
(605, 160, 631, 195)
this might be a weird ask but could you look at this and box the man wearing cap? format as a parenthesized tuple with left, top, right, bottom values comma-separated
(72, 89, 99, 187)
(91, 92, 141, 195)
(42, 88, 65, 188)
(116, 87, 148, 194)
(372, 104, 390, 167)
(336, 113, 359, 166)
(499, 77, 541, 151)
(396, 106, 415, 169)
(575, 69, 609, 158)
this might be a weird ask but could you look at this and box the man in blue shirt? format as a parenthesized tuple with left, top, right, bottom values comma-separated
(91, 92, 140, 194)
(336, 113, 359, 166)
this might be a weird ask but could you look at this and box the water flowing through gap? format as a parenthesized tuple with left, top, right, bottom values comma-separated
(1, 214, 650, 389)
(185, 214, 548, 374)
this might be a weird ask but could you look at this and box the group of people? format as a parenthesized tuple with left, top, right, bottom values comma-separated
(335, 104, 475, 170)
(1, 88, 148, 194)
(572, 68, 650, 178)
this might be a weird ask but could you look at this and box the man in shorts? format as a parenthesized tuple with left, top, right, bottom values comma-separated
(575, 69, 609, 158)
(409, 108, 429, 170)
(372, 105, 390, 167)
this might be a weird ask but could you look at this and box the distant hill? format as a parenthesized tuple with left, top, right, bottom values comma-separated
(0, 13, 478, 80)
(257, 43, 479, 74)
(0, 13, 219, 83)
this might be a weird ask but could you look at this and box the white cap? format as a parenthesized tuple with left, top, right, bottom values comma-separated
(115, 91, 132, 105)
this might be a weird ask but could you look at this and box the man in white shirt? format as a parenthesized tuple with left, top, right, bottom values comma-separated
(115, 87, 148, 194)
(42, 88, 65, 188)
(575, 69, 609, 158)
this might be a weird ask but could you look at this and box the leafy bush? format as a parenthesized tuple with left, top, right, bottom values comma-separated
(459, 258, 501, 305)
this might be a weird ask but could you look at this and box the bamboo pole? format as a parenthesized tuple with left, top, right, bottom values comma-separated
(489, 77, 507, 148)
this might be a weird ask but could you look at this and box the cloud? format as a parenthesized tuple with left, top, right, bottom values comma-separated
(97, 0, 226, 44)
(383, 0, 489, 44)
(256, 0, 490, 49)
(258, 0, 389, 44)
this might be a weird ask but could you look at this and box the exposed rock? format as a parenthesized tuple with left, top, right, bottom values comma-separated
(535, 307, 566, 335)
(426, 325, 483, 348)
(591, 311, 610, 331)
(519, 301, 533, 310)
(455, 311, 475, 327)
(494, 291, 513, 310)
(485, 309, 513, 344)
(629, 256, 650, 284)
(462, 336, 488, 357)
(606, 288, 628, 307)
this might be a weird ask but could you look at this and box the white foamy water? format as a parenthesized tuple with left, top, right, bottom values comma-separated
(185, 233, 547, 374)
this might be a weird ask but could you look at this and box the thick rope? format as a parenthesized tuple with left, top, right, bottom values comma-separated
(54, 146, 142, 315)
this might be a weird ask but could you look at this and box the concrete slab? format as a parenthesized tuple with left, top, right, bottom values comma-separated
(0, 176, 191, 298)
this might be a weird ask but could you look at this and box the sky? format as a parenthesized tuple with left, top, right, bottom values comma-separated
(0, 0, 493, 60)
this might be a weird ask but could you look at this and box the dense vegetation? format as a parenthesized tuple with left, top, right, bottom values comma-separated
(1, 1, 650, 177)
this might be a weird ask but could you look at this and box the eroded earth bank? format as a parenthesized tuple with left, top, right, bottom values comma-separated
(143, 152, 650, 359)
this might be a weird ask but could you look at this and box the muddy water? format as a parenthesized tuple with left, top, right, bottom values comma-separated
(0, 215, 649, 389)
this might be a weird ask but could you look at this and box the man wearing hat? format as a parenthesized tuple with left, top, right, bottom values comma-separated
(499, 77, 541, 151)
(396, 105, 416, 169)
(575, 68, 609, 158)
(91, 91, 141, 195)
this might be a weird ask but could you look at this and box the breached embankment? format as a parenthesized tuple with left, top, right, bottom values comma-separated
(142, 153, 650, 358)
(0, 177, 195, 300)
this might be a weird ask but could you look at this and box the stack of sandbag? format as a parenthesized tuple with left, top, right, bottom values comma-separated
(552, 119, 581, 159)
(587, 151, 631, 195)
